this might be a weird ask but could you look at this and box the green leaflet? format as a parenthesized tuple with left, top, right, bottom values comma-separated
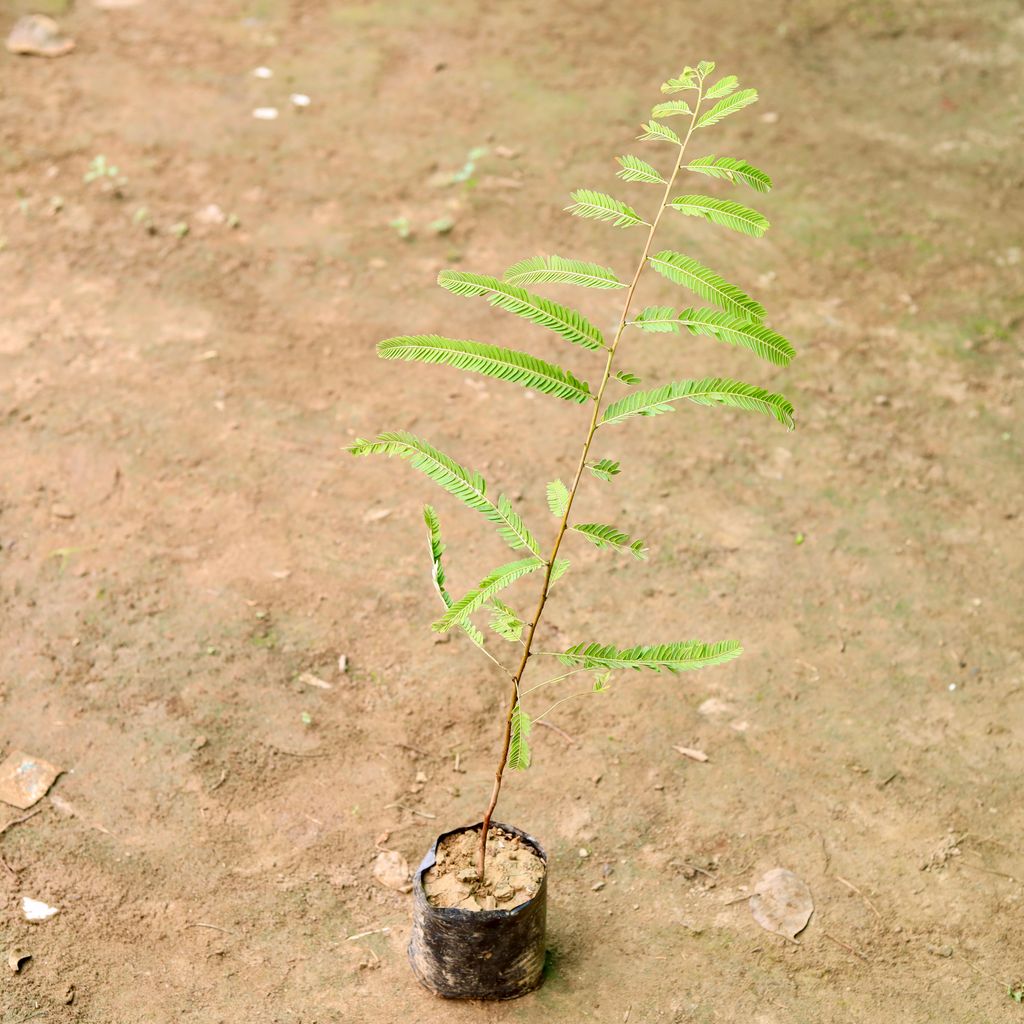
(696, 60, 716, 78)
(686, 155, 772, 193)
(600, 377, 795, 429)
(349, 432, 539, 553)
(423, 504, 451, 607)
(565, 189, 646, 229)
(638, 120, 681, 145)
(704, 75, 738, 99)
(650, 100, 692, 119)
(615, 154, 665, 185)
(489, 599, 524, 642)
(696, 88, 759, 128)
(377, 335, 592, 404)
(660, 68, 699, 93)
(504, 254, 625, 290)
(433, 557, 546, 633)
(507, 702, 532, 770)
(668, 195, 769, 238)
(648, 250, 766, 322)
(546, 479, 569, 518)
(631, 306, 796, 366)
(423, 505, 487, 649)
(572, 523, 647, 559)
(588, 458, 621, 481)
(632, 306, 679, 333)
(438, 270, 604, 350)
(557, 640, 742, 673)
(549, 558, 570, 585)
(614, 370, 642, 385)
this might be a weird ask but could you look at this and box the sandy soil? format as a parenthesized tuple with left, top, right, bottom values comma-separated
(1, 1, 1022, 1021)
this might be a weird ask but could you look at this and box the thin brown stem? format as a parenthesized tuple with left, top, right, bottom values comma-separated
(477, 86, 706, 881)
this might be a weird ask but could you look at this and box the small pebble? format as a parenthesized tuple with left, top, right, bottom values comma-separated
(252, 107, 279, 120)
(591, 881, 605, 891)
(578, 848, 589, 859)
(252, 66, 273, 78)
(290, 93, 311, 107)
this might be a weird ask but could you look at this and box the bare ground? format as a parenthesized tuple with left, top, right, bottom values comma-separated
(1, 1, 1023, 1021)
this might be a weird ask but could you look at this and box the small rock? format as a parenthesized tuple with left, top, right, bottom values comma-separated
(493, 883, 514, 901)
(51, 504, 75, 519)
(927, 944, 954, 958)
(252, 107, 279, 121)
(252, 66, 273, 78)
(337, 654, 349, 674)
(192, 735, 208, 750)
(591, 881, 605, 891)
(195, 204, 226, 225)
(22, 897, 59, 922)
(456, 867, 478, 883)
(578, 848, 589, 858)
(298, 672, 332, 690)
(6, 15, 75, 58)
(290, 93, 311, 108)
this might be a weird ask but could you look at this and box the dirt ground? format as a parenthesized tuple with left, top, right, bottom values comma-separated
(1, 0, 1022, 1021)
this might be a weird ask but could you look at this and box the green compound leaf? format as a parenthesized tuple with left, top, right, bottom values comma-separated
(507, 702, 532, 770)
(615, 154, 666, 184)
(378, 335, 592, 404)
(438, 270, 604, 351)
(686, 155, 772, 193)
(350, 432, 540, 553)
(696, 88, 759, 128)
(546, 479, 569, 518)
(504, 254, 625, 290)
(549, 558, 571, 585)
(704, 74, 738, 99)
(558, 640, 742, 673)
(572, 522, 648, 559)
(433, 557, 546, 633)
(565, 189, 646, 229)
(489, 599, 524, 643)
(661, 68, 699, 94)
(601, 378, 795, 429)
(650, 100, 693, 119)
(631, 306, 795, 366)
(423, 505, 489, 649)
(588, 458, 621, 481)
(648, 250, 766, 322)
(668, 195, 769, 238)
(638, 120, 681, 145)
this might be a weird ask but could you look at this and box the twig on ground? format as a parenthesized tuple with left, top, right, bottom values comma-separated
(269, 745, 329, 758)
(824, 931, 869, 961)
(210, 768, 229, 791)
(347, 925, 392, 941)
(836, 875, 882, 919)
(536, 719, 575, 744)
(185, 922, 233, 934)
(384, 803, 437, 819)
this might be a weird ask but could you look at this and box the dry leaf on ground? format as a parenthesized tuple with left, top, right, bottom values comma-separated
(749, 867, 813, 940)
(372, 850, 411, 893)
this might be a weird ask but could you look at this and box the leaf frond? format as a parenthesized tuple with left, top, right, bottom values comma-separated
(349, 432, 539, 552)
(565, 189, 646, 229)
(504, 254, 625, 290)
(648, 250, 766, 322)
(489, 598, 524, 643)
(572, 522, 647, 559)
(696, 88, 759, 128)
(668, 195, 769, 237)
(438, 270, 604, 351)
(650, 100, 693, 119)
(557, 640, 742, 673)
(549, 558, 570, 585)
(601, 377, 795, 429)
(638, 120, 681, 145)
(686, 155, 772, 192)
(615, 154, 666, 184)
(546, 479, 569, 518)
(422, 504, 452, 607)
(661, 68, 699, 94)
(704, 74, 738, 99)
(377, 335, 592, 404)
(631, 306, 796, 366)
(507, 703, 532, 770)
(433, 557, 546, 633)
(588, 458, 621, 481)
(614, 369, 642, 385)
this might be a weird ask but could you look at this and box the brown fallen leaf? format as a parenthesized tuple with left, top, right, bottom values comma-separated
(673, 745, 709, 763)
(372, 850, 412, 893)
(7, 950, 31, 974)
(749, 867, 813, 940)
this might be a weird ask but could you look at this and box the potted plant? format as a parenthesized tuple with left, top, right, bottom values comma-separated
(350, 60, 797, 1000)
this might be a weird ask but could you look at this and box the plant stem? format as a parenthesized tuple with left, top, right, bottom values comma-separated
(476, 86, 706, 881)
